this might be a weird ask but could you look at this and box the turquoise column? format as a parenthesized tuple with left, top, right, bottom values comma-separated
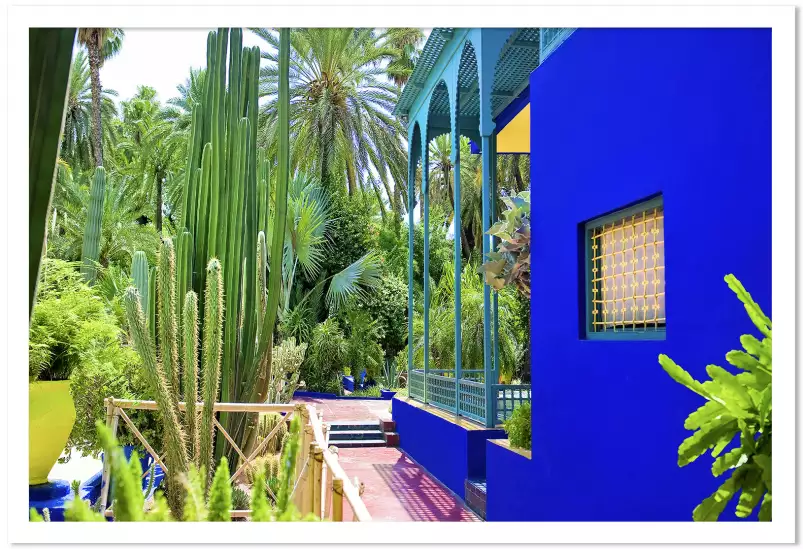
(451, 113, 462, 415)
(481, 133, 493, 427)
(407, 136, 415, 383)
(422, 132, 430, 403)
(491, 134, 500, 383)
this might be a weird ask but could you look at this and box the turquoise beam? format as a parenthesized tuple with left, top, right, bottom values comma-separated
(481, 133, 493, 427)
(422, 133, 430, 403)
(407, 134, 416, 381)
(452, 115, 462, 415)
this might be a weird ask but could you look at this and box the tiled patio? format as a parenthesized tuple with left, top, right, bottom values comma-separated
(297, 397, 479, 522)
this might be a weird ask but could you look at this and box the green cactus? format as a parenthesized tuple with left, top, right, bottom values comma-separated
(200, 258, 223, 490)
(148, 266, 157, 341)
(249, 466, 271, 521)
(158, 239, 181, 405)
(132, 251, 149, 316)
(206, 457, 232, 522)
(175, 231, 194, 348)
(257, 413, 288, 455)
(80, 167, 106, 284)
(183, 291, 200, 463)
(123, 286, 189, 516)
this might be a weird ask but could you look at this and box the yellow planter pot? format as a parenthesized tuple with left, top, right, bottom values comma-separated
(29, 380, 76, 485)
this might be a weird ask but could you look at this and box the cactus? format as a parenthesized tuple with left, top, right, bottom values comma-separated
(249, 466, 271, 521)
(123, 286, 189, 516)
(158, 239, 181, 405)
(132, 251, 149, 316)
(148, 266, 157, 341)
(80, 167, 106, 284)
(206, 457, 231, 522)
(257, 413, 288, 455)
(267, 338, 306, 403)
(183, 291, 200, 463)
(168, 28, 290, 465)
(200, 259, 223, 490)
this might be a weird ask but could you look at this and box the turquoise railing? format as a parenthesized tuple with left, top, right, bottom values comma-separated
(408, 369, 530, 426)
(494, 384, 532, 424)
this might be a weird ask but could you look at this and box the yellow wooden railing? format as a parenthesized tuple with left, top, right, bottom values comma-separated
(99, 399, 371, 521)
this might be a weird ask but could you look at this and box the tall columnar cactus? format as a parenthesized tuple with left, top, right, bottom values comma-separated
(148, 266, 157, 341)
(200, 258, 223, 489)
(131, 251, 149, 318)
(158, 239, 181, 406)
(80, 167, 106, 284)
(170, 28, 291, 465)
(123, 286, 189, 516)
(183, 291, 200, 463)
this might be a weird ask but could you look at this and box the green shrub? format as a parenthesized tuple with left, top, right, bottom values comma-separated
(349, 385, 381, 398)
(659, 274, 771, 522)
(349, 272, 408, 358)
(301, 319, 346, 393)
(29, 259, 158, 456)
(231, 486, 250, 512)
(504, 402, 531, 450)
(342, 308, 384, 383)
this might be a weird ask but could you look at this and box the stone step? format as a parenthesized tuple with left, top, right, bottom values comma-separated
(383, 431, 400, 447)
(328, 439, 388, 448)
(464, 478, 487, 520)
(328, 429, 385, 441)
(328, 421, 381, 432)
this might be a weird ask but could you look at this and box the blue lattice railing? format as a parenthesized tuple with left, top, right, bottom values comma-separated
(494, 384, 532, 424)
(407, 369, 531, 427)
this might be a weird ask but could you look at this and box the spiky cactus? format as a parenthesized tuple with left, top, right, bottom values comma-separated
(148, 266, 157, 341)
(132, 251, 149, 316)
(257, 413, 288, 455)
(80, 167, 106, 284)
(206, 457, 231, 522)
(158, 239, 181, 406)
(200, 259, 223, 490)
(183, 291, 200, 462)
(123, 286, 189, 516)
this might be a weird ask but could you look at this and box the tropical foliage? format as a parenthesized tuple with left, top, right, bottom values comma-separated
(481, 190, 531, 298)
(659, 275, 771, 522)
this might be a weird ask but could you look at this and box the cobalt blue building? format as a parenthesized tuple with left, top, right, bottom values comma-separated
(392, 27, 771, 521)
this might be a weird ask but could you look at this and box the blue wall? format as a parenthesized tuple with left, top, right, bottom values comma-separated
(392, 399, 505, 499)
(511, 28, 771, 521)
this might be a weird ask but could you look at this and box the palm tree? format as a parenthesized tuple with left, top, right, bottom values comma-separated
(251, 28, 413, 212)
(61, 49, 119, 171)
(76, 28, 125, 167)
(384, 28, 426, 86)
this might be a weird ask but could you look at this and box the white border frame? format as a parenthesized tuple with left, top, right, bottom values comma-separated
(6, 1, 794, 545)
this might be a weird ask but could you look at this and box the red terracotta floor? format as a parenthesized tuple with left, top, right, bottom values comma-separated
(296, 397, 479, 522)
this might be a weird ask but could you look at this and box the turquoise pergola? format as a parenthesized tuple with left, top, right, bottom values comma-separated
(394, 28, 573, 427)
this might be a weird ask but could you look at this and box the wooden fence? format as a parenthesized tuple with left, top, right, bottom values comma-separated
(99, 398, 371, 521)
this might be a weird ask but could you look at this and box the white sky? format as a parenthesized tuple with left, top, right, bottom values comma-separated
(98, 29, 264, 107)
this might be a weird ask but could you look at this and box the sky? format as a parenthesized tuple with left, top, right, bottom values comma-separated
(97, 29, 265, 107)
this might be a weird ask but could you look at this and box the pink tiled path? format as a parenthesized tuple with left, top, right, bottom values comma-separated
(296, 397, 479, 522)
(294, 395, 392, 422)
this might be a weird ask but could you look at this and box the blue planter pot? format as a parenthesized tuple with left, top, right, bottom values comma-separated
(380, 389, 397, 400)
(342, 375, 355, 392)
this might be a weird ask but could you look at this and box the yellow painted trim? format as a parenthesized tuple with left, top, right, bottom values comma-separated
(497, 103, 530, 154)
(488, 438, 532, 460)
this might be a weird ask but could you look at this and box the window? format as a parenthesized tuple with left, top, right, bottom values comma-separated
(585, 196, 665, 339)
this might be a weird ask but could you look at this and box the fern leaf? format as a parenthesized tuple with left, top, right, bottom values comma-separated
(735, 467, 765, 518)
(758, 492, 772, 521)
(712, 447, 745, 476)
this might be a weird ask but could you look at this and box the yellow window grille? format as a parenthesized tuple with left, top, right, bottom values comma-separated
(588, 199, 665, 334)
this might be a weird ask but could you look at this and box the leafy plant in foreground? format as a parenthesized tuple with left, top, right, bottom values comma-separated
(503, 402, 531, 450)
(481, 190, 531, 299)
(659, 274, 771, 522)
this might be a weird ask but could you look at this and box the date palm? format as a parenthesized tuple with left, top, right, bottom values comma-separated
(251, 28, 416, 214)
(61, 49, 119, 171)
(76, 28, 124, 167)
